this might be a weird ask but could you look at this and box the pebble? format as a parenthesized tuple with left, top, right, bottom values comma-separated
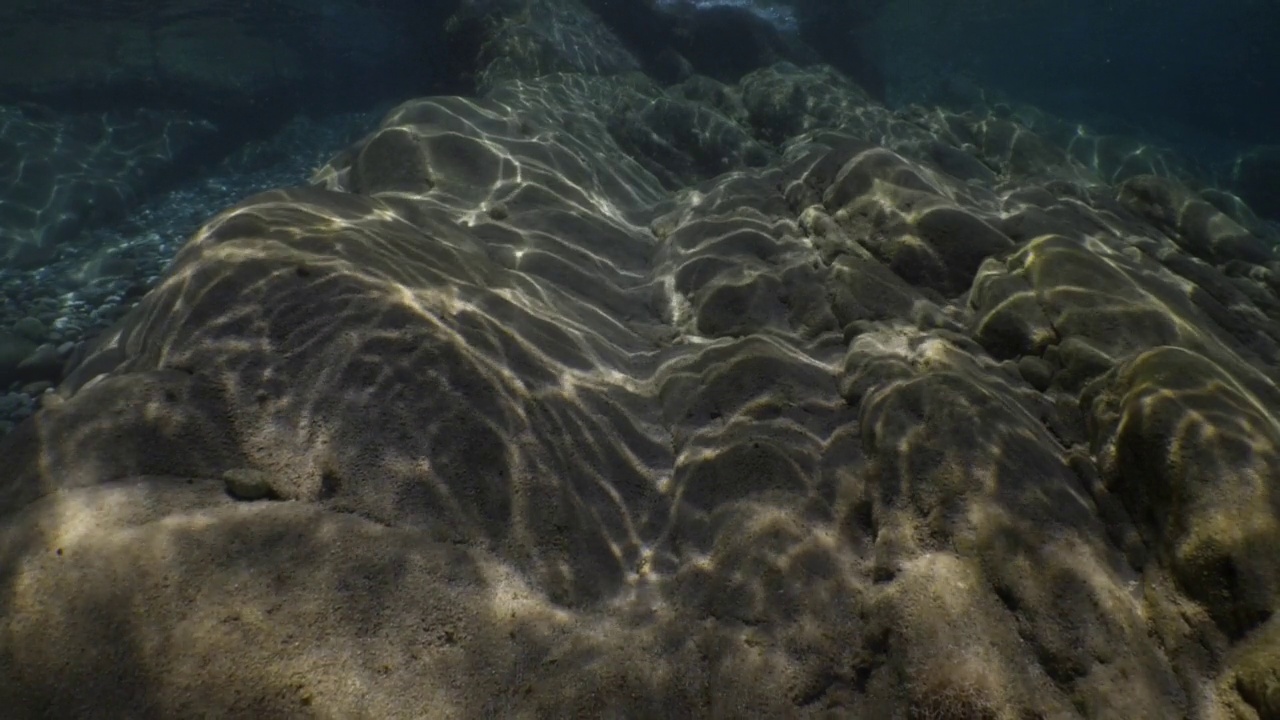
(12, 317, 46, 342)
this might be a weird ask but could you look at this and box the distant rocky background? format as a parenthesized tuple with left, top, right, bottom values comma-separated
(1, 1, 1280, 718)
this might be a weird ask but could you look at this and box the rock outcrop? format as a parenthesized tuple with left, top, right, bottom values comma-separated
(1, 2, 1279, 719)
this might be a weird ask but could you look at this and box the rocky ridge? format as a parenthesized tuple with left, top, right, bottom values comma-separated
(1, 1, 1279, 719)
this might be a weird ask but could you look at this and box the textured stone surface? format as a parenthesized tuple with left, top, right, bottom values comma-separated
(2, 5, 1280, 720)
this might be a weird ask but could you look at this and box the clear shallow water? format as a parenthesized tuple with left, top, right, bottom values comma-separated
(2, 1, 1269, 438)
(0, 0, 1261, 429)
(0, 2, 1275, 435)
(0, 111, 376, 432)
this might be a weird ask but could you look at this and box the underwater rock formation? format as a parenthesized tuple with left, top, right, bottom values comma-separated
(1, 0, 1279, 718)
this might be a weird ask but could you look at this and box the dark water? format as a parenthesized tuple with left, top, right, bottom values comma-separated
(0, 0, 1275, 422)
(880, 0, 1277, 156)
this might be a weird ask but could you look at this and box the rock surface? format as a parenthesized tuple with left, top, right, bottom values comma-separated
(1, 4, 1280, 720)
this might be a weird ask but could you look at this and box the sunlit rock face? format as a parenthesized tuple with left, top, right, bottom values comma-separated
(2, 0, 1280, 718)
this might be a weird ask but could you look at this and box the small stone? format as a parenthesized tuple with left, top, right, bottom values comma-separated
(12, 317, 46, 342)
(96, 257, 137, 279)
(1017, 356, 1054, 392)
(0, 392, 27, 414)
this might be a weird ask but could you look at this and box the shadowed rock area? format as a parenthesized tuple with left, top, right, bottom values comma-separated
(2, 2, 1280, 719)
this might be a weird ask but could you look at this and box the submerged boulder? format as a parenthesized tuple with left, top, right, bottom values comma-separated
(1, 10, 1279, 717)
